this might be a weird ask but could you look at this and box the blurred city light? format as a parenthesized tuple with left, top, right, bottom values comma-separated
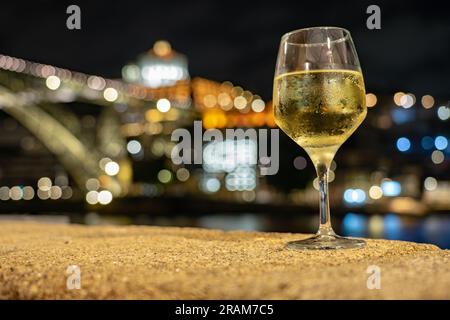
(251, 99, 265, 112)
(105, 161, 120, 176)
(127, 140, 142, 155)
(391, 108, 415, 124)
(424, 177, 438, 191)
(437, 106, 450, 121)
(9, 186, 23, 201)
(98, 190, 113, 205)
(421, 136, 435, 150)
(201, 177, 221, 193)
(365, 93, 377, 107)
(431, 150, 445, 164)
(103, 87, 118, 102)
(343, 189, 366, 205)
(157, 169, 172, 183)
(434, 136, 448, 150)
(156, 98, 171, 112)
(369, 185, 383, 199)
(396, 137, 411, 152)
(45, 75, 61, 90)
(86, 178, 100, 191)
(421, 95, 435, 108)
(381, 181, 401, 196)
(393, 92, 404, 106)
(384, 214, 402, 239)
(86, 191, 99, 205)
(176, 168, 190, 182)
(400, 93, 415, 108)
(293, 156, 307, 170)
(37, 177, 52, 191)
(368, 215, 384, 238)
(342, 213, 367, 237)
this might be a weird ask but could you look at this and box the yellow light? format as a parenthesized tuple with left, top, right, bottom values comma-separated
(45, 75, 61, 90)
(50, 186, 62, 200)
(176, 168, 190, 182)
(103, 87, 118, 102)
(218, 93, 232, 110)
(85, 178, 100, 191)
(231, 86, 243, 97)
(421, 95, 434, 109)
(86, 190, 99, 205)
(9, 186, 23, 201)
(368, 215, 384, 237)
(366, 93, 377, 107)
(393, 92, 404, 106)
(157, 169, 172, 184)
(0, 186, 10, 201)
(153, 40, 172, 57)
(156, 98, 171, 112)
(105, 161, 120, 176)
(165, 108, 179, 121)
(98, 190, 113, 205)
(251, 99, 265, 112)
(87, 76, 106, 90)
(146, 122, 163, 135)
(431, 150, 444, 164)
(203, 110, 227, 129)
(234, 96, 247, 109)
(203, 94, 217, 108)
(37, 189, 50, 200)
(146, 109, 164, 122)
(61, 186, 73, 199)
(369, 185, 383, 199)
(22, 186, 35, 200)
(38, 177, 52, 191)
(99, 157, 112, 170)
(424, 177, 438, 191)
(151, 140, 165, 156)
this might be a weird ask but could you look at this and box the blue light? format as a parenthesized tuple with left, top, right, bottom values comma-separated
(391, 108, 415, 124)
(381, 181, 401, 196)
(343, 189, 354, 203)
(355, 189, 366, 203)
(435, 136, 448, 150)
(396, 137, 411, 152)
(342, 213, 367, 237)
(343, 188, 366, 205)
(384, 214, 402, 239)
(421, 136, 434, 150)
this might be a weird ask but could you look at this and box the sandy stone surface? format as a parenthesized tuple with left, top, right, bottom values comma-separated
(0, 221, 449, 299)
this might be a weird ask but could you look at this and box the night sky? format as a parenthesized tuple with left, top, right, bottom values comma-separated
(1, 0, 449, 100)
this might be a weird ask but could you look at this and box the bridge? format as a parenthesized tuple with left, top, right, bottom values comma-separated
(0, 53, 271, 203)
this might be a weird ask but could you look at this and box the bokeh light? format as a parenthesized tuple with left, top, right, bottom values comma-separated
(45, 75, 61, 90)
(434, 136, 448, 150)
(156, 98, 171, 112)
(396, 137, 411, 152)
(103, 87, 119, 102)
(431, 150, 445, 164)
(365, 93, 377, 107)
(424, 177, 438, 191)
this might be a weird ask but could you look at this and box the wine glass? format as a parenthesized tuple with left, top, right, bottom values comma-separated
(273, 27, 367, 249)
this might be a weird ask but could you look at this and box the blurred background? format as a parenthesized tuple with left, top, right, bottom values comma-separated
(0, 0, 449, 247)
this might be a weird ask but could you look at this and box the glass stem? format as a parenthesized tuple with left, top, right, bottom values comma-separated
(316, 163, 335, 236)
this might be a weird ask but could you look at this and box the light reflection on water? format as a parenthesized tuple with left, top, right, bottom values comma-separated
(341, 212, 450, 249)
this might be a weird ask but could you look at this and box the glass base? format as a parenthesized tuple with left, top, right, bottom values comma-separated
(286, 234, 366, 250)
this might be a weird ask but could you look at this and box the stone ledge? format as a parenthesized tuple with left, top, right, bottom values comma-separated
(0, 221, 449, 299)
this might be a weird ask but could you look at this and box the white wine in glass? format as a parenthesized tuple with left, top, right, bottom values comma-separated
(273, 27, 367, 249)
